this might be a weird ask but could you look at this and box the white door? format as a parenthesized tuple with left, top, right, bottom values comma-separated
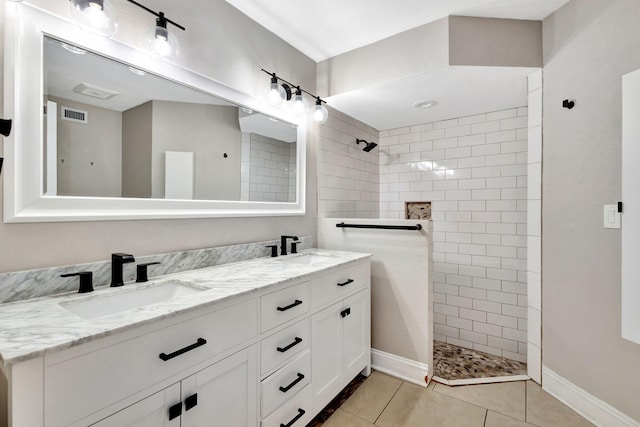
(45, 100, 57, 195)
(310, 302, 343, 405)
(181, 346, 258, 427)
(90, 383, 180, 427)
(342, 290, 370, 379)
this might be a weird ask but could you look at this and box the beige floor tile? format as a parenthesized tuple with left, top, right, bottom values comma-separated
(427, 379, 436, 390)
(376, 382, 487, 427)
(485, 411, 537, 427)
(526, 381, 595, 426)
(341, 371, 402, 423)
(433, 380, 526, 421)
(322, 409, 375, 427)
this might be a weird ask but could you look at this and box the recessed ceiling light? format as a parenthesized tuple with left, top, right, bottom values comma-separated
(413, 100, 438, 109)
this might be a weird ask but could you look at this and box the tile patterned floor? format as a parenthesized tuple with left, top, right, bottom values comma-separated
(434, 341, 528, 381)
(309, 371, 595, 427)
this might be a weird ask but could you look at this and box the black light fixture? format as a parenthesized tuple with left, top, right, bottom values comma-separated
(0, 119, 10, 176)
(126, 0, 186, 58)
(356, 138, 377, 152)
(262, 69, 328, 123)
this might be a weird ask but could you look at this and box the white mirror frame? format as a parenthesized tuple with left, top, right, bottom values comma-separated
(3, 3, 306, 223)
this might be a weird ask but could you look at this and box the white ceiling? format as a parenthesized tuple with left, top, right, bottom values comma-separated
(225, 0, 570, 62)
(327, 66, 536, 131)
(226, 0, 568, 131)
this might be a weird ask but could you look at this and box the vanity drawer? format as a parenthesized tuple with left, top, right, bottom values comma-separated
(44, 299, 258, 427)
(261, 350, 310, 417)
(261, 385, 312, 427)
(311, 263, 369, 309)
(261, 318, 309, 376)
(260, 281, 309, 332)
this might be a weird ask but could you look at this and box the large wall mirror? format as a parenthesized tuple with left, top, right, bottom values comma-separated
(4, 3, 306, 222)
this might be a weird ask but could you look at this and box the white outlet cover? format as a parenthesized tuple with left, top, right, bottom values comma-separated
(603, 204, 621, 229)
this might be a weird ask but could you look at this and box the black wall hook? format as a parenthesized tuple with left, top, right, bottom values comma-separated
(562, 99, 575, 109)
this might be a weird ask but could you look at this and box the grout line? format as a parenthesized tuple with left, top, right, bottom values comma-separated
(373, 380, 404, 424)
(483, 409, 488, 427)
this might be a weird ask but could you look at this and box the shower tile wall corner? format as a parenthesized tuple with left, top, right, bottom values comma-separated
(379, 108, 529, 362)
(317, 108, 380, 218)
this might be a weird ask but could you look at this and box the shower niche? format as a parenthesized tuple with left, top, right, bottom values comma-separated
(405, 201, 431, 220)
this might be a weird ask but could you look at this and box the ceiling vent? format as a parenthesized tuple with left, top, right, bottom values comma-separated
(72, 82, 119, 100)
(61, 107, 88, 124)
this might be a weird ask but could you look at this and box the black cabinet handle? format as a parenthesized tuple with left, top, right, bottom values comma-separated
(277, 299, 303, 312)
(280, 408, 306, 427)
(185, 393, 198, 411)
(168, 402, 182, 420)
(159, 338, 207, 361)
(337, 279, 354, 287)
(277, 337, 303, 353)
(279, 373, 305, 393)
(341, 307, 351, 318)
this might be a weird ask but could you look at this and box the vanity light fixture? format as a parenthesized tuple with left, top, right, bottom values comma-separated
(68, 0, 118, 36)
(125, 0, 186, 58)
(262, 69, 328, 122)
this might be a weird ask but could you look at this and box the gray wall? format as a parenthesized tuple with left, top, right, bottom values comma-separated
(0, 1, 317, 274)
(543, 0, 640, 419)
(122, 101, 153, 198)
(50, 96, 122, 197)
(151, 102, 241, 200)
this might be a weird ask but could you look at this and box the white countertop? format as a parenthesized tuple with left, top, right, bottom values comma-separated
(0, 249, 370, 367)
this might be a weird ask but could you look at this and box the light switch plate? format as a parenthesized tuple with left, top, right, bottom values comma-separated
(604, 204, 621, 229)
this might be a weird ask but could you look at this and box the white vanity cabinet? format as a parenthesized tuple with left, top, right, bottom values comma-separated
(0, 255, 370, 427)
(91, 346, 257, 427)
(311, 289, 370, 409)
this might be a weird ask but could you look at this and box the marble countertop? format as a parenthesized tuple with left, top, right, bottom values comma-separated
(0, 249, 370, 367)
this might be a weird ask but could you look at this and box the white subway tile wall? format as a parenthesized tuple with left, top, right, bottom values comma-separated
(242, 133, 297, 202)
(379, 107, 528, 362)
(317, 108, 380, 218)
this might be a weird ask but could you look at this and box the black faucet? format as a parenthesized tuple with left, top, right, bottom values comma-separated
(111, 253, 135, 287)
(280, 235, 299, 256)
(61, 271, 94, 293)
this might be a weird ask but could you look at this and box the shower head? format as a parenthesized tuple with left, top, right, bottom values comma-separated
(356, 138, 377, 152)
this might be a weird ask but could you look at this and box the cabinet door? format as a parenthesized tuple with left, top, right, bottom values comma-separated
(343, 289, 370, 379)
(310, 302, 343, 405)
(90, 383, 180, 427)
(181, 345, 258, 427)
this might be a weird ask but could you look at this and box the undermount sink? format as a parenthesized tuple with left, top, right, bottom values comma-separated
(277, 253, 336, 265)
(60, 281, 205, 319)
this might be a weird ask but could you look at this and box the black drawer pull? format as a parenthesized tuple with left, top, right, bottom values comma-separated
(185, 393, 198, 411)
(277, 337, 303, 353)
(280, 408, 306, 427)
(277, 299, 303, 312)
(168, 402, 182, 420)
(337, 279, 354, 287)
(159, 338, 207, 361)
(341, 307, 351, 318)
(279, 373, 305, 393)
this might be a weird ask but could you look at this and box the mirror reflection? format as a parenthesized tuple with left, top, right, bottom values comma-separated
(43, 36, 298, 202)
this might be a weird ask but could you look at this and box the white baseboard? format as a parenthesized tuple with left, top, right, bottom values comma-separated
(433, 374, 529, 386)
(371, 349, 429, 387)
(542, 366, 639, 427)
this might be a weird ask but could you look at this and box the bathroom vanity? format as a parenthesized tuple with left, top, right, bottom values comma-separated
(0, 250, 371, 427)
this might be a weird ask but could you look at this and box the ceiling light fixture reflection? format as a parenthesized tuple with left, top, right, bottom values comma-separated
(412, 100, 438, 109)
(60, 42, 87, 55)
